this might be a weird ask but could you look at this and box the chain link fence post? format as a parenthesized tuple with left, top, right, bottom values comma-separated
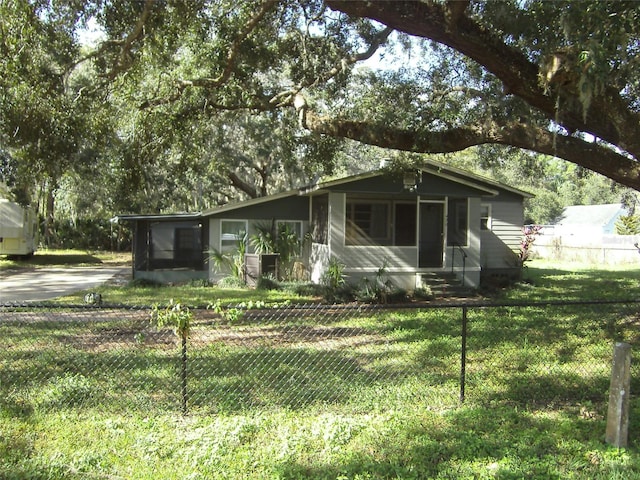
(605, 341, 631, 448)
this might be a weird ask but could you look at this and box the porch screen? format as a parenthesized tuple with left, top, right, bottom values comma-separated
(311, 194, 328, 244)
(447, 198, 468, 246)
(346, 201, 390, 245)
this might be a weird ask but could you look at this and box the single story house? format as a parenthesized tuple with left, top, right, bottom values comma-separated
(546, 203, 628, 236)
(113, 161, 532, 289)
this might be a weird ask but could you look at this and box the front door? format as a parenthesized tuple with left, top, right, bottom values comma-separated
(419, 202, 444, 268)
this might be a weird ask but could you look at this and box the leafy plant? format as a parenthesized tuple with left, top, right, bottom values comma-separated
(250, 222, 276, 254)
(150, 299, 193, 414)
(615, 214, 640, 235)
(250, 222, 306, 281)
(518, 225, 543, 266)
(356, 259, 395, 304)
(321, 257, 346, 290)
(150, 299, 192, 339)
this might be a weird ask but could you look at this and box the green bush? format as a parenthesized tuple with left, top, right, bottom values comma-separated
(324, 283, 355, 304)
(128, 278, 163, 288)
(217, 276, 246, 289)
(256, 275, 281, 291)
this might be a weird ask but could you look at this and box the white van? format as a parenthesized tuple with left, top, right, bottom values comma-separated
(0, 199, 37, 257)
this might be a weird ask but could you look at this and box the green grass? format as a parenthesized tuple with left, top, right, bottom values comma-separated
(2, 260, 640, 478)
(57, 281, 322, 306)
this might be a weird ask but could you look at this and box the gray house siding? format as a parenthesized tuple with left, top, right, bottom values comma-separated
(119, 164, 529, 289)
(207, 195, 310, 281)
(480, 193, 524, 280)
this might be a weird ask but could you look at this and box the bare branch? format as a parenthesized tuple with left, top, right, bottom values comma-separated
(138, 0, 278, 109)
(228, 171, 258, 198)
(107, 0, 156, 80)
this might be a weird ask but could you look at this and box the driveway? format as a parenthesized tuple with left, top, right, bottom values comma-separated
(0, 266, 130, 303)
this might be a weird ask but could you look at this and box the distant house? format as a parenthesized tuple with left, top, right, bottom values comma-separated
(532, 203, 639, 264)
(551, 204, 628, 236)
(114, 161, 532, 289)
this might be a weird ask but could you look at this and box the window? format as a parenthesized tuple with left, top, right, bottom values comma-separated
(447, 198, 468, 246)
(175, 227, 199, 256)
(480, 204, 492, 231)
(220, 220, 247, 253)
(346, 201, 390, 245)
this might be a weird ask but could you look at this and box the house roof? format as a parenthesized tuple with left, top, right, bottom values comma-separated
(118, 161, 532, 220)
(299, 159, 533, 198)
(201, 189, 300, 217)
(553, 203, 627, 227)
(111, 212, 202, 223)
(418, 159, 534, 198)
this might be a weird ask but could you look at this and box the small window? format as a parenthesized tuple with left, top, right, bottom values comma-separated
(220, 220, 247, 253)
(480, 204, 492, 231)
(447, 198, 468, 246)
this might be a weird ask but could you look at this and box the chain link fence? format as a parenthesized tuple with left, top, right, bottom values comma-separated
(2, 300, 639, 415)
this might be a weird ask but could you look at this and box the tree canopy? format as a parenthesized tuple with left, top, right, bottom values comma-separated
(1, 0, 639, 225)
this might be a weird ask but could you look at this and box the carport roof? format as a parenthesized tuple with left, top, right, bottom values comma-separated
(110, 213, 202, 223)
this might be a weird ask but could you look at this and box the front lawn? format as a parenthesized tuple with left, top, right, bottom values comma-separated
(2, 259, 640, 478)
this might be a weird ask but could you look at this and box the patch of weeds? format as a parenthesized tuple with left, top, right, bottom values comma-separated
(0, 391, 34, 418)
(128, 278, 163, 288)
(216, 276, 246, 289)
(256, 275, 281, 291)
(35, 374, 100, 410)
(412, 285, 434, 301)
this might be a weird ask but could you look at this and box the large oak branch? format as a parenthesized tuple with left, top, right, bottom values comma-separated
(326, 0, 640, 161)
(304, 110, 640, 190)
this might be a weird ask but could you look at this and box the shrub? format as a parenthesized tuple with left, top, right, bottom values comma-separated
(256, 275, 281, 291)
(216, 276, 246, 289)
(324, 283, 355, 304)
(280, 281, 324, 297)
(413, 285, 434, 301)
(128, 278, 163, 287)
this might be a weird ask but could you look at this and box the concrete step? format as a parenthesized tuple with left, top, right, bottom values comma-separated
(419, 272, 475, 298)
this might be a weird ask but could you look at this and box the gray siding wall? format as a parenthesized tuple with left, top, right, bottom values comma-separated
(481, 196, 524, 270)
(208, 217, 309, 281)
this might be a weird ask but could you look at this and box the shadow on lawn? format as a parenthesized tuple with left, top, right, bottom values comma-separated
(272, 403, 640, 479)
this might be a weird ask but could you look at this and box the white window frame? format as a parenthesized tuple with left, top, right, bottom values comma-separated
(345, 198, 391, 246)
(480, 204, 492, 231)
(220, 219, 248, 253)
